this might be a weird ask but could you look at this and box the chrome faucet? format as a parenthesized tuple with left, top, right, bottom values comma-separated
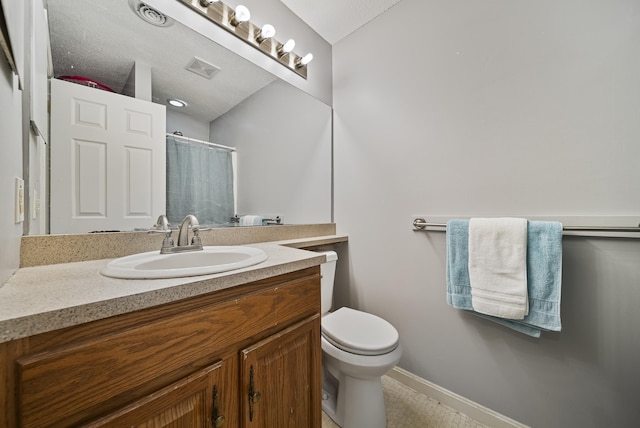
(177, 214, 202, 247)
(151, 214, 204, 254)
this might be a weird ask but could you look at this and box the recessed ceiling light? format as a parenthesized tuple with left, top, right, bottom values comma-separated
(168, 98, 188, 108)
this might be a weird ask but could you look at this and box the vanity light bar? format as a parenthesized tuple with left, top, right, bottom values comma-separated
(179, 0, 310, 79)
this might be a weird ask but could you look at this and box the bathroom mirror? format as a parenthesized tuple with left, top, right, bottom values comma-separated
(31, 0, 332, 234)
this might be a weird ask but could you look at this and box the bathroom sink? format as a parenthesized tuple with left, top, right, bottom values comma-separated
(100, 246, 268, 279)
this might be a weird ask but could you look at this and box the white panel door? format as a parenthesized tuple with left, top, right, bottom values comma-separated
(50, 78, 166, 234)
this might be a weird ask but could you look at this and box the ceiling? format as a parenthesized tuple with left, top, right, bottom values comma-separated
(280, 0, 402, 44)
(46, 0, 277, 123)
(45, 0, 402, 123)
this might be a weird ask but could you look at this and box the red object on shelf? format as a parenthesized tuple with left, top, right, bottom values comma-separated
(58, 75, 115, 92)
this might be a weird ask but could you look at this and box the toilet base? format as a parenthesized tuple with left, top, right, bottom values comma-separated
(321, 369, 339, 423)
(321, 367, 387, 428)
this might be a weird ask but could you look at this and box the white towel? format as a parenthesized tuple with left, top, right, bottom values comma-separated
(468, 218, 528, 320)
(239, 215, 264, 226)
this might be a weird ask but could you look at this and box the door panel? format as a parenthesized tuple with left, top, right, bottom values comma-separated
(241, 316, 321, 428)
(50, 78, 166, 233)
(84, 362, 222, 428)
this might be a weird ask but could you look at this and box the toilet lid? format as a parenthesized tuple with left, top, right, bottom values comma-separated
(321, 307, 399, 356)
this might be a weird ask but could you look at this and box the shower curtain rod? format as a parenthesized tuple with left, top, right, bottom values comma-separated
(167, 133, 236, 152)
(412, 218, 640, 235)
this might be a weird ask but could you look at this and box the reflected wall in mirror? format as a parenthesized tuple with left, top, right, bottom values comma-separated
(35, 0, 332, 235)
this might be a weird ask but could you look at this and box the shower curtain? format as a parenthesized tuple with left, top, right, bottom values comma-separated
(166, 135, 235, 227)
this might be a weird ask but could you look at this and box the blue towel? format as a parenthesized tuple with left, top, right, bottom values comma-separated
(446, 219, 563, 337)
(525, 221, 564, 330)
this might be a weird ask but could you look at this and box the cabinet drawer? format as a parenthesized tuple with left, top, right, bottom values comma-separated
(16, 271, 319, 427)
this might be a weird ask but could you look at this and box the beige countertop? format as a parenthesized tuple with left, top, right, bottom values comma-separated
(1, 234, 347, 343)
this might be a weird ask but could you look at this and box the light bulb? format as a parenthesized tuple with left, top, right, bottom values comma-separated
(282, 39, 295, 53)
(277, 39, 295, 57)
(300, 53, 313, 65)
(261, 24, 275, 39)
(256, 24, 275, 43)
(234, 5, 250, 22)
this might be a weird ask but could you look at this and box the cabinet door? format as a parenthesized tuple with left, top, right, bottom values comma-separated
(240, 315, 321, 428)
(84, 361, 227, 428)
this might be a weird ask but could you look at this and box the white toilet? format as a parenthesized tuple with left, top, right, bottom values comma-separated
(317, 250, 402, 428)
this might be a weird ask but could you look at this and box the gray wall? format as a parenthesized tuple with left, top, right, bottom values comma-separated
(166, 110, 211, 142)
(210, 80, 332, 224)
(0, 58, 24, 283)
(332, 0, 640, 427)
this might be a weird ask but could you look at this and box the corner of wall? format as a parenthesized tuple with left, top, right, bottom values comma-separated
(0, 61, 25, 284)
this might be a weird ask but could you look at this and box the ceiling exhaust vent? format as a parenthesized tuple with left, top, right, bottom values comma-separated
(129, 0, 173, 27)
(185, 57, 221, 79)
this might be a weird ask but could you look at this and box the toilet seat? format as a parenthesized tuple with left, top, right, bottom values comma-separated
(321, 307, 399, 356)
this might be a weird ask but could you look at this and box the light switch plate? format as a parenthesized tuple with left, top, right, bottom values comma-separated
(15, 177, 24, 223)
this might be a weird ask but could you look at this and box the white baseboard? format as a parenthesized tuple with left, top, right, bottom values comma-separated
(387, 367, 529, 428)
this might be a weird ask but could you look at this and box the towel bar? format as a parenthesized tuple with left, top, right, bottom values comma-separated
(412, 217, 640, 237)
(230, 215, 284, 225)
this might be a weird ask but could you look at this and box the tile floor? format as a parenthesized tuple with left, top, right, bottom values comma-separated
(321, 375, 490, 428)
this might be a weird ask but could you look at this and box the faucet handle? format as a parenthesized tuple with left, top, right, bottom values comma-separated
(151, 215, 171, 231)
(160, 230, 175, 253)
(191, 229, 203, 249)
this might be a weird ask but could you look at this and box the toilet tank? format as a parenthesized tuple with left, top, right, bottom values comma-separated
(315, 250, 337, 315)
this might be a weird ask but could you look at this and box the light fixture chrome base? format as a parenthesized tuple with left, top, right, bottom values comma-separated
(178, 0, 308, 79)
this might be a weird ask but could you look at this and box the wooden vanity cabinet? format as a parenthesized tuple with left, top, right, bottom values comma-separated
(0, 266, 322, 428)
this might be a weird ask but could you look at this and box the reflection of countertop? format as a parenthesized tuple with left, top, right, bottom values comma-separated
(1, 234, 347, 343)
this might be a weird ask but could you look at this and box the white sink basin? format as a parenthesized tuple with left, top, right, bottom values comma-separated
(100, 246, 268, 279)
